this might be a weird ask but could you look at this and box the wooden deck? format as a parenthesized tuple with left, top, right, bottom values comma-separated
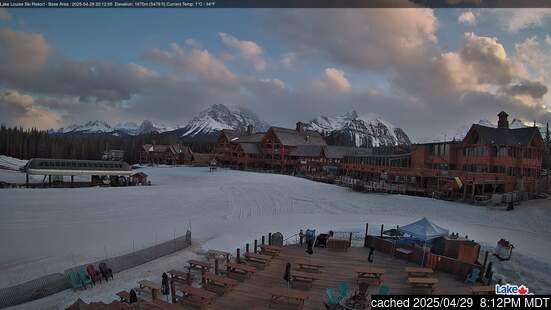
(207, 245, 472, 310)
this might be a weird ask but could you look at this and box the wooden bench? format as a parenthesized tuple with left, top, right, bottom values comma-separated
(203, 272, 239, 295)
(470, 285, 495, 295)
(137, 280, 161, 300)
(269, 287, 309, 309)
(291, 271, 321, 289)
(405, 267, 434, 277)
(355, 267, 385, 285)
(187, 259, 211, 272)
(226, 262, 257, 280)
(296, 261, 324, 273)
(176, 283, 217, 310)
(408, 277, 438, 294)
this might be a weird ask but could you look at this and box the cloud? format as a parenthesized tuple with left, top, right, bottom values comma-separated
(0, 90, 63, 129)
(218, 32, 266, 72)
(492, 9, 551, 32)
(0, 28, 49, 78)
(308, 68, 351, 94)
(458, 11, 478, 25)
(0, 8, 11, 21)
(144, 42, 236, 81)
(280, 52, 296, 68)
(503, 80, 548, 99)
(268, 8, 438, 72)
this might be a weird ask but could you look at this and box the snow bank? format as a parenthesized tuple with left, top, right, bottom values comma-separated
(1, 167, 550, 295)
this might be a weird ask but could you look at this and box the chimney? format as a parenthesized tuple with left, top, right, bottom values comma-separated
(246, 124, 254, 135)
(497, 111, 509, 129)
(296, 122, 305, 134)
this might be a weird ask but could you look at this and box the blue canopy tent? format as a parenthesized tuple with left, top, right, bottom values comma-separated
(398, 218, 449, 265)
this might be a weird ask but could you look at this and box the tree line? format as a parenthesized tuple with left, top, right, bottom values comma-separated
(0, 125, 215, 164)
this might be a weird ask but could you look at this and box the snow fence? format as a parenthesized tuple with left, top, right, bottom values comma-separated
(0, 231, 191, 308)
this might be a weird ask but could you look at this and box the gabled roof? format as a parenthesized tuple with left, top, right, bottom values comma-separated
(232, 132, 265, 143)
(289, 145, 323, 157)
(142, 144, 169, 152)
(270, 127, 326, 146)
(221, 129, 240, 142)
(323, 146, 372, 159)
(239, 142, 261, 155)
(466, 124, 543, 147)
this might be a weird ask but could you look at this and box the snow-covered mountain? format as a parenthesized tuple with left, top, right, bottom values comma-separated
(178, 104, 269, 139)
(304, 111, 411, 147)
(54, 120, 174, 135)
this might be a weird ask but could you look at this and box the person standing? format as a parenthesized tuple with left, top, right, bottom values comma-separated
(299, 229, 304, 247)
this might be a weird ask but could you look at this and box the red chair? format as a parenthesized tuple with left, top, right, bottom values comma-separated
(86, 265, 102, 285)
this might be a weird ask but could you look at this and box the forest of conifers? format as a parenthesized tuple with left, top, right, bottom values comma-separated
(0, 126, 214, 164)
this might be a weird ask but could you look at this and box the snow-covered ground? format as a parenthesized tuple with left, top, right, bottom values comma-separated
(1, 166, 550, 307)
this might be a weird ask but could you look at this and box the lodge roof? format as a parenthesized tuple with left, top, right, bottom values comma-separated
(221, 129, 240, 141)
(270, 127, 326, 146)
(24, 158, 130, 172)
(323, 146, 372, 159)
(239, 143, 262, 155)
(289, 145, 323, 157)
(468, 124, 542, 147)
(232, 133, 265, 143)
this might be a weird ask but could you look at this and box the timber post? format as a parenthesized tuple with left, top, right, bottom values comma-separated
(170, 277, 176, 303)
(349, 232, 353, 245)
(261, 235, 265, 245)
(268, 233, 272, 245)
(364, 223, 369, 247)
(380, 224, 384, 237)
(246, 243, 249, 253)
(236, 248, 240, 263)
(254, 239, 258, 253)
(214, 259, 219, 275)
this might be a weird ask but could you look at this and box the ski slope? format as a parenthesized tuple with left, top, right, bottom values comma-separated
(1, 166, 550, 299)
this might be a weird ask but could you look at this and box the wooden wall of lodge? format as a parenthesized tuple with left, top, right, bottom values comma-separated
(214, 133, 544, 194)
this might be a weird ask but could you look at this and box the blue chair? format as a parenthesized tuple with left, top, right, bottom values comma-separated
(326, 287, 338, 305)
(338, 282, 349, 301)
(465, 268, 481, 284)
(378, 284, 390, 295)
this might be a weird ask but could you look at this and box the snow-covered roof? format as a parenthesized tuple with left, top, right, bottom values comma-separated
(270, 127, 326, 146)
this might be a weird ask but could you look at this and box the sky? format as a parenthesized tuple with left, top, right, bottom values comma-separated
(1, 5, 551, 139)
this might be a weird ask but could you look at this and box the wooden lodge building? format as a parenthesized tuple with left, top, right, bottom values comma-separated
(342, 112, 545, 200)
(214, 112, 546, 200)
(139, 144, 194, 165)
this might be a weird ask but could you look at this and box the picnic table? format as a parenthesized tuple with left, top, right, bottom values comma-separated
(203, 272, 239, 294)
(291, 271, 321, 288)
(259, 245, 282, 257)
(187, 259, 211, 272)
(245, 252, 272, 265)
(177, 283, 217, 309)
(137, 280, 161, 300)
(167, 269, 191, 284)
(405, 267, 434, 277)
(269, 287, 309, 309)
(226, 262, 257, 278)
(207, 249, 231, 261)
(408, 277, 439, 294)
(296, 261, 324, 273)
(355, 267, 385, 284)
(470, 285, 495, 295)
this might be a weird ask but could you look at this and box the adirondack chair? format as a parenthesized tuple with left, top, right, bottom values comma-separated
(378, 284, 390, 295)
(465, 268, 480, 284)
(99, 262, 113, 281)
(68, 271, 83, 290)
(78, 269, 94, 288)
(338, 282, 349, 302)
(326, 288, 338, 305)
(86, 265, 102, 285)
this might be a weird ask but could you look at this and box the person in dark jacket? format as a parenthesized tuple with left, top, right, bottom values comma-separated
(161, 272, 170, 300)
(129, 289, 138, 303)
